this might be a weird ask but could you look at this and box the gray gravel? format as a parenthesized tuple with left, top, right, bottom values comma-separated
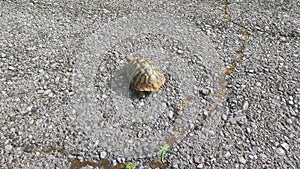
(72, 11, 224, 158)
(1, 0, 299, 169)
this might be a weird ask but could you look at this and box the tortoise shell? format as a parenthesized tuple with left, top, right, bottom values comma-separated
(125, 56, 165, 92)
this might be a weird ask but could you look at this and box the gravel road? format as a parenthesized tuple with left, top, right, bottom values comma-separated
(1, 1, 299, 169)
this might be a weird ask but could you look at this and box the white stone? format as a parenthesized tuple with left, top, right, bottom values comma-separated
(177, 49, 183, 54)
(260, 153, 267, 160)
(255, 82, 262, 87)
(5, 145, 13, 151)
(239, 157, 247, 164)
(196, 164, 203, 168)
(276, 148, 285, 156)
(286, 119, 292, 124)
(139, 101, 145, 106)
(249, 154, 257, 160)
(222, 114, 228, 120)
(281, 142, 289, 151)
(242, 101, 249, 110)
(287, 100, 294, 105)
(8, 66, 16, 70)
(224, 152, 231, 158)
(100, 151, 107, 158)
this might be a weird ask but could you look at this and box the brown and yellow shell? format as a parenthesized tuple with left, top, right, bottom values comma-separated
(125, 56, 165, 92)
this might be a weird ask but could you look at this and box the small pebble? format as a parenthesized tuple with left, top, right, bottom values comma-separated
(199, 88, 210, 95)
(5, 145, 13, 151)
(248, 69, 254, 73)
(196, 164, 203, 168)
(255, 82, 262, 87)
(287, 100, 294, 105)
(172, 163, 179, 169)
(286, 119, 292, 124)
(222, 114, 228, 120)
(10, 128, 16, 133)
(207, 130, 215, 136)
(249, 154, 257, 160)
(239, 156, 247, 164)
(260, 153, 267, 160)
(281, 142, 289, 151)
(162, 102, 167, 108)
(8, 66, 16, 71)
(100, 151, 107, 158)
(276, 148, 285, 156)
(242, 101, 249, 111)
(224, 152, 231, 158)
(167, 111, 174, 119)
(203, 110, 209, 116)
(24, 144, 35, 153)
(139, 101, 145, 106)
(194, 156, 201, 164)
(111, 160, 117, 166)
(44, 89, 52, 95)
(177, 49, 183, 54)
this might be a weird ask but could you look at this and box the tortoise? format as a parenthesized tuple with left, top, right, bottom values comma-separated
(125, 56, 166, 98)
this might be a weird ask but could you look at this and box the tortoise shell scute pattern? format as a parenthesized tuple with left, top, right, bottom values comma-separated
(125, 56, 165, 92)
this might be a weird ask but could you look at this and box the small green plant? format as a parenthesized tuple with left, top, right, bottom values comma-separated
(125, 162, 136, 169)
(156, 144, 173, 163)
